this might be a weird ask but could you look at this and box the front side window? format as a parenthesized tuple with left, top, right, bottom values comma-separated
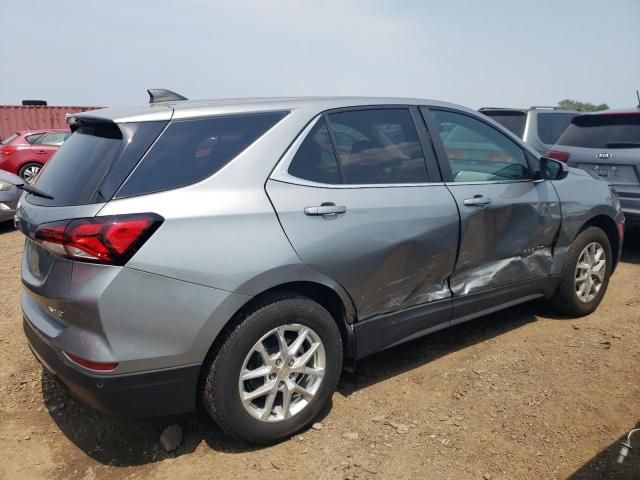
(327, 109, 428, 184)
(288, 118, 341, 184)
(431, 110, 530, 182)
(117, 111, 288, 197)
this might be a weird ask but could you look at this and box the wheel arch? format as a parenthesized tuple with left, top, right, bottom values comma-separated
(580, 214, 621, 271)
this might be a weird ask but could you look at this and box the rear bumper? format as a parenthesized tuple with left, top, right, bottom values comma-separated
(23, 316, 201, 417)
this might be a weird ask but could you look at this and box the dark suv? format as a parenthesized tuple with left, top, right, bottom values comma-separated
(479, 106, 579, 154)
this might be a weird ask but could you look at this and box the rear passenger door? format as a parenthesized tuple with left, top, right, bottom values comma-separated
(422, 107, 562, 299)
(267, 107, 460, 321)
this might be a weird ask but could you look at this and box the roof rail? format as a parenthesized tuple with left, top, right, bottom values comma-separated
(530, 105, 581, 111)
(147, 89, 188, 104)
(478, 107, 523, 111)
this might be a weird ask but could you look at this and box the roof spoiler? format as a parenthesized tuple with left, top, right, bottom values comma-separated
(147, 89, 188, 104)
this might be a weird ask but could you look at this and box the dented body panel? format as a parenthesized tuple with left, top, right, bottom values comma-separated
(446, 180, 562, 295)
(266, 180, 459, 320)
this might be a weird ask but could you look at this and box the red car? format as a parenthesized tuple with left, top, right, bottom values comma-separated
(0, 129, 70, 183)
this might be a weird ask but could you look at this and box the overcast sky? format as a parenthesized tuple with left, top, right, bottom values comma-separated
(1, 0, 638, 109)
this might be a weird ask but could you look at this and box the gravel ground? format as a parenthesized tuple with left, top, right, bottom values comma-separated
(0, 222, 638, 480)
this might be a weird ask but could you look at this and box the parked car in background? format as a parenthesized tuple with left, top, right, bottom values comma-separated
(547, 108, 640, 226)
(0, 169, 22, 223)
(16, 93, 623, 444)
(479, 106, 579, 154)
(0, 129, 70, 183)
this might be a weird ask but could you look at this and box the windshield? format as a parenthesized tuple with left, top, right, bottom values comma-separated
(557, 113, 640, 149)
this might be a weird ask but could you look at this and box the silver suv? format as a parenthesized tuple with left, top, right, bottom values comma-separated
(479, 106, 579, 154)
(16, 92, 624, 444)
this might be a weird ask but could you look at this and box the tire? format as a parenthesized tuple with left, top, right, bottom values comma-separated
(202, 293, 343, 444)
(550, 226, 613, 317)
(18, 162, 43, 184)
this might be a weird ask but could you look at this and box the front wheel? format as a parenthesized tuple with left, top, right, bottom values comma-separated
(550, 226, 613, 317)
(202, 293, 343, 444)
(18, 162, 43, 184)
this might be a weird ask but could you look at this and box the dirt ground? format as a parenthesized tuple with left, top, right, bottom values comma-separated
(0, 222, 638, 480)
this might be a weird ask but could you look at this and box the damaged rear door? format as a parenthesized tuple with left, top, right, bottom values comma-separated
(422, 107, 561, 297)
(267, 107, 459, 321)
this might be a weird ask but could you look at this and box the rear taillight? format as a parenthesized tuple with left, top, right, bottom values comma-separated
(545, 150, 571, 162)
(0, 147, 14, 156)
(34, 213, 163, 265)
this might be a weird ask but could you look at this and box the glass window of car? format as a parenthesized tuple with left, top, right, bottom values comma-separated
(288, 118, 341, 184)
(556, 113, 640, 149)
(25, 133, 45, 144)
(38, 132, 69, 146)
(481, 110, 527, 138)
(536, 112, 576, 145)
(1, 133, 18, 145)
(431, 110, 530, 182)
(117, 111, 288, 197)
(326, 109, 428, 184)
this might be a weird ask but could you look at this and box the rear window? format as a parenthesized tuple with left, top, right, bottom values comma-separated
(1, 133, 18, 145)
(481, 111, 527, 138)
(536, 112, 575, 145)
(28, 121, 166, 206)
(557, 114, 640, 149)
(116, 111, 288, 198)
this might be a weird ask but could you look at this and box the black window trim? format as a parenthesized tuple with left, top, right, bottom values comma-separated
(272, 104, 445, 189)
(420, 106, 540, 185)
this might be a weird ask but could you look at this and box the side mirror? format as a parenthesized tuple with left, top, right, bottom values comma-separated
(539, 157, 569, 180)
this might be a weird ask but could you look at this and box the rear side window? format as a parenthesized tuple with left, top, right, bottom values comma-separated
(25, 133, 45, 144)
(117, 111, 287, 198)
(29, 121, 166, 207)
(557, 114, 640, 149)
(481, 111, 527, 138)
(288, 118, 341, 184)
(327, 109, 428, 184)
(38, 132, 69, 146)
(536, 112, 575, 145)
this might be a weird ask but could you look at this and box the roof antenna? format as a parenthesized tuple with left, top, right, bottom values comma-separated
(636, 89, 640, 108)
(147, 89, 188, 104)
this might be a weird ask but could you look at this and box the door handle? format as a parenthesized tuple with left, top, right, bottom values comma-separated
(304, 204, 347, 216)
(37, 150, 47, 154)
(463, 195, 492, 207)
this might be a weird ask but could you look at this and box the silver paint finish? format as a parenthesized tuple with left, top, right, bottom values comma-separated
(445, 179, 562, 295)
(266, 179, 459, 319)
(239, 324, 325, 422)
(574, 241, 606, 303)
(17, 96, 624, 386)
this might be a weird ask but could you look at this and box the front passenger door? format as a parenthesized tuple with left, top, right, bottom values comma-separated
(422, 107, 562, 297)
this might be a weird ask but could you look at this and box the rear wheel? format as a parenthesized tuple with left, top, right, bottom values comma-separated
(18, 162, 43, 184)
(202, 293, 343, 444)
(550, 226, 612, 316)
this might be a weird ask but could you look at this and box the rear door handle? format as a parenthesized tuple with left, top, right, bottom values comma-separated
(463, 195, 492, 207)
(304, 204, 347, 216)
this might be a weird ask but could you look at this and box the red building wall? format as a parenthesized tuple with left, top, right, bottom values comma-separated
(0, 105, 103, 139)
